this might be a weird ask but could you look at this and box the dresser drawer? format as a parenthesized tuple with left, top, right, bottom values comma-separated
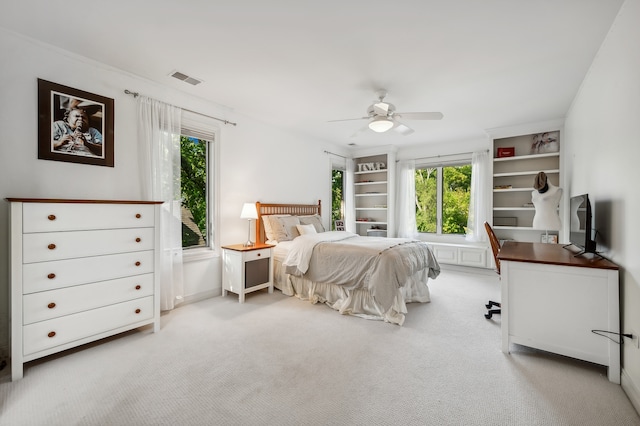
(23, 251, 154, 294)
(23, 296, 154, 356)
(23, 228, 154, 263)
(23, 274, 154, 325)
(23, 203, 155, 233)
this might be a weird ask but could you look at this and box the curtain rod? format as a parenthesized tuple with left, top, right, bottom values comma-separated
(124, 89, 237, 127)
(409, 149, 489, 162)
(323, 150, 348, 159)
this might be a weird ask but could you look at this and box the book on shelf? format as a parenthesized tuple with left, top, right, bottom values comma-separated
(494, 184, 512, 189)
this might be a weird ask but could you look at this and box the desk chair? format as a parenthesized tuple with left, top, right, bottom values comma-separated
(484, 222, 501, 319)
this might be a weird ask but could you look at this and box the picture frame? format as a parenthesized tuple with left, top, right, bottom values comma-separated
(334, 220, 345, 231)
(530, 131, 559, 155)
(38, 78, 114, 167)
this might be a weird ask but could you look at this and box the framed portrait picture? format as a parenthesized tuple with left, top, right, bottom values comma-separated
(334, 220, 345, 231)
(38, 78, 114, 167)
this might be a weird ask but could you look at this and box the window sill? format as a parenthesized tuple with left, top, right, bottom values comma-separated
(182, 247, 219, 263)
(417, 234, 487, 248)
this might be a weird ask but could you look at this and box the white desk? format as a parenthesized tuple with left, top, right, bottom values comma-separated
(498, 242, 620, 383)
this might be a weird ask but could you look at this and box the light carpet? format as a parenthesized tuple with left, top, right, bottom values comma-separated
(0, 268, 638, 425)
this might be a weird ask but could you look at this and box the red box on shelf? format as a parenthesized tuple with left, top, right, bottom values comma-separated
(497, 147, 515, 158)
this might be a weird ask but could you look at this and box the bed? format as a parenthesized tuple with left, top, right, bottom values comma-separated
(256, 200, 440, 325)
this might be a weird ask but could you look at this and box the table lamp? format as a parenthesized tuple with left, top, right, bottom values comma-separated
(240, 203, 258, 247)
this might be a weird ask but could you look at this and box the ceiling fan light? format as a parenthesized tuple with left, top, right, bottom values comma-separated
(368, 117, 394, 133)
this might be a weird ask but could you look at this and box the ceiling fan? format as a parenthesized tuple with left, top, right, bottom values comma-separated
(329, 90, 443, 137)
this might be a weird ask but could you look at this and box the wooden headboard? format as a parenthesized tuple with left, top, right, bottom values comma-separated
(255, 200, 321, 244)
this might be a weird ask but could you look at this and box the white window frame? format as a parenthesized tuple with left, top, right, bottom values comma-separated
(181, 111, 220, 262)
(330, 155, 347, 230)
(415, 155, 472, 239)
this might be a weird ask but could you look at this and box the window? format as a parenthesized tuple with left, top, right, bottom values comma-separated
(415, 163, 472, 235)
(331, 168, 345, 229)
(180, 112, 218, 250)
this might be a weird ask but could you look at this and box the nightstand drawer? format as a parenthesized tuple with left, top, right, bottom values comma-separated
(244, 248, 270, 262)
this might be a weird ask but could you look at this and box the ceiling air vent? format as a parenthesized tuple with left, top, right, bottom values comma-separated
(170, 70, 203, 86)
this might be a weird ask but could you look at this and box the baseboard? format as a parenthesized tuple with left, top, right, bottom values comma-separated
(440, 263, 495, 276)
(622, 368, 640, 416)
(180, 289, 220, 306)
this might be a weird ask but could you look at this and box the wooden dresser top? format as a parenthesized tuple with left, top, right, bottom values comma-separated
(5, 198, 163, 204)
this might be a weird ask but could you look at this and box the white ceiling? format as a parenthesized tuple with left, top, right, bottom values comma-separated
(1, 0, 624, 148)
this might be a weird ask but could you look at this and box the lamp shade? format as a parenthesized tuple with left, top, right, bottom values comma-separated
(368, 116, 394, 133)
(240, 203, 258, 220)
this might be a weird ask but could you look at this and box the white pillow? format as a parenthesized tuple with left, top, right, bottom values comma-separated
(296, 224, 317, 235)
(299, 214, 325, 233)
(262, 214, 290, 242)
(274, 215, 301, 241)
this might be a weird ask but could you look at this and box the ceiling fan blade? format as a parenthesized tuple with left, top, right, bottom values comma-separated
(373, 102, 390, 116)
(350, 124, 370, 138)
(394, 112, 443, 120)
(393, 120, 414, 136)
(327, 116, 369, 123)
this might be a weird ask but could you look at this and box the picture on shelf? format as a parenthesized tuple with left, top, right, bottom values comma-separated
(530, 131, 559, 154)
(541, 234, 558, 244)
(334, 220, 345, 231)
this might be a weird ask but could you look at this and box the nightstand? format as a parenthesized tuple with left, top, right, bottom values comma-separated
(221, 243, 274, 303)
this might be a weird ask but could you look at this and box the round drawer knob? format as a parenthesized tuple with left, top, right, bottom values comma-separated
(47, 302, 56, 309)
(135, 213, 142, 219)
(48, 243, 56, 250)
(135, 285, 141, 290)
(136, 237, 141, 243)
(257, 253, 261, 257)
(48, 331, 56, 338)
(47, 273, 56, 279)
(47, 214, 56, 221)
(135, 309, 141, 314)
(135, 261, 141, 267)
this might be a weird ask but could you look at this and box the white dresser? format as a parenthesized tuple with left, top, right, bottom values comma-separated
(8, 198, 162, 381)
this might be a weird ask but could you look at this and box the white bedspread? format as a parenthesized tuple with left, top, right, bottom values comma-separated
(282, 231, 440, 312)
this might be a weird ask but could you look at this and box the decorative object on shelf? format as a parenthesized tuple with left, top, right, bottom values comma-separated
(531, 171, 562, 231)
(240, 203, 258, 247)
(530, 131, 559, 154)
(334, 220, 345, 231)
(37, 79, 114, 167)
(357, 162, 386, 172)
(497, 147, 515, 158)
(493, 185, 512, 190)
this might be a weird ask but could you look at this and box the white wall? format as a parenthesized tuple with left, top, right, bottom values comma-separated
(563, 0, 640, 409)
(0, 29, 346, 356)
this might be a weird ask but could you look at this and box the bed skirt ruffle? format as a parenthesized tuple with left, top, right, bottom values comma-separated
(273, 260, 431, 326)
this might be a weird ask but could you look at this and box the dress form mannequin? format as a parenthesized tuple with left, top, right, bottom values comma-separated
(531, 172, 562, 231)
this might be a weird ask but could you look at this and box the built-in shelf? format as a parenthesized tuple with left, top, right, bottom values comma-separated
(493, 152, 559, 162)
(493, 169, 559, 178)
(492, 131, 561, 243)
(353, 151, 394, 237)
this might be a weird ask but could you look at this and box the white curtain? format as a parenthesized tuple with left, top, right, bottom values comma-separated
(344, 158, 356, 232)
(465, 150, 490, 242)
(396, 160, 419, 239)
(137, 96, 184, 311)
